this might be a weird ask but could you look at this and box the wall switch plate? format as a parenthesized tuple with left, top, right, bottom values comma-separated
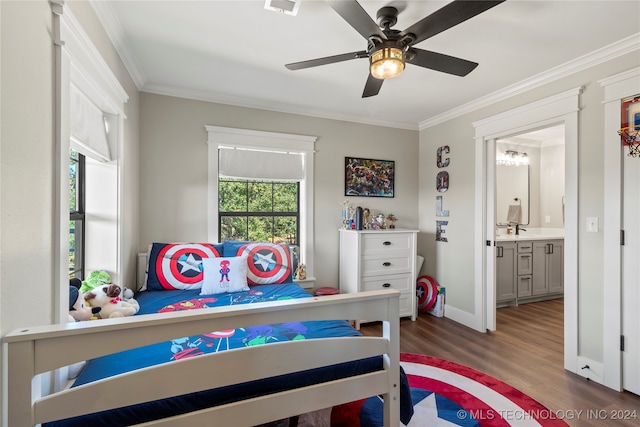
(545, 215, 551, 223)
(586, 217, 599, 232)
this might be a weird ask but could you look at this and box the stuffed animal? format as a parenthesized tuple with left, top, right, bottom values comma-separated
(69, 285, 102, 322)
(84, 283, 139, 318)
(122, 286, 135, 301)
(80, 270, 111, 294)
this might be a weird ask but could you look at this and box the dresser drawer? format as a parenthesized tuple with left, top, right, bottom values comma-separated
(361, 233, 412, 256)
(361, 273, 412, 293)
(361, 255, 411, 276)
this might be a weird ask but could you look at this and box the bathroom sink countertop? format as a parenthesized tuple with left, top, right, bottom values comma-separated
(495, 227, 565, 241)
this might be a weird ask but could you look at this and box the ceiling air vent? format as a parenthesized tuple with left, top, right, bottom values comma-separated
(264, 0, 300, 16)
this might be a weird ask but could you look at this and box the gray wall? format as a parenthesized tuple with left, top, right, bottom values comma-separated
(138, 93, 419, 289)
(418, 52, 640, 362)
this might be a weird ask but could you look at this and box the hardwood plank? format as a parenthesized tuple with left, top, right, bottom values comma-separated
(359, 299, 640, 427)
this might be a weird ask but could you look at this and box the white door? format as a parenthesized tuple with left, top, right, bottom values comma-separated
(622, 150, 640, 395)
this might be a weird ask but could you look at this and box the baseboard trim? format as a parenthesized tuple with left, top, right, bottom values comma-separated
(443, 305, 482, 332)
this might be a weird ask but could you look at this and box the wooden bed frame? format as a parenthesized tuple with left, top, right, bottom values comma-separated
(4, 289, 400, 427)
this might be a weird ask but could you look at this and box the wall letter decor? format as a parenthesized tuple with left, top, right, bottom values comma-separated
(437, 145, 450, 168)
(436, 196, 449, 217)
(436, 146, 451, 242)
(436, 171, 449, 193)
(436, 220, 448, 242)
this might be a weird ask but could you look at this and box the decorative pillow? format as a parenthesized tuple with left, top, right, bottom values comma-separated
(223, 241, 293, 285)
(146, 243, 223, 291)
(200, 256, 250, 295)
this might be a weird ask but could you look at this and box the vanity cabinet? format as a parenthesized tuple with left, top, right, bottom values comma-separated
(339, 229, 418, 321)
(496, 242, 517, 303)
(496, 238, 564, 305)
(532, 240, 564, 296)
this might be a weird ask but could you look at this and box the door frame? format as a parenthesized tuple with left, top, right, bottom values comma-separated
(601, 67, 640, 391)
(472, 87, 581, 374)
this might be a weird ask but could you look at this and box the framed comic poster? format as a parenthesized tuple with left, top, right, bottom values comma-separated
(345, 157, 395, 197)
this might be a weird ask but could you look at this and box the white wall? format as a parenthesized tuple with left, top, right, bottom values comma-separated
(138, 93, 420, 289)
(418, 51, 640, 363)
(540, 143, 565, 228)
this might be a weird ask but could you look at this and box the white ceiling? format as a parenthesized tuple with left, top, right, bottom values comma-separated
(90, 1, 640, 130)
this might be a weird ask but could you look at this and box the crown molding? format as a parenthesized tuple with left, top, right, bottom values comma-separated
(142, 83, 419, 131)
(419, 33, 640, 130)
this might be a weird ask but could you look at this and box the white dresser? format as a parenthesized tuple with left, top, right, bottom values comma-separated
(339, 229, 418, 322)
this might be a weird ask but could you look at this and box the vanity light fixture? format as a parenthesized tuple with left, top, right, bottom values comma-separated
(497, 150, 529, 167)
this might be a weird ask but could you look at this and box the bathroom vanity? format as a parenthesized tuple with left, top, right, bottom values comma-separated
(495, 228, 564, 306)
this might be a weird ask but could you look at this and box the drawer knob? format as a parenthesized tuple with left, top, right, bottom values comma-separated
(383, 241, 391, 245)
(382, 283, 391, 288)
(382, 262, 391, 267)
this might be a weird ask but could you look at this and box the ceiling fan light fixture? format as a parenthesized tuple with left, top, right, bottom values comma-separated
(370, 47, 405, 80)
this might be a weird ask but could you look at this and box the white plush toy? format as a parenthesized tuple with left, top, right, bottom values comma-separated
(84, 283, 140, 318)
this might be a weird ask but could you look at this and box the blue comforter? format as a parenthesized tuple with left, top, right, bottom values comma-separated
(45, 284, 412, 426)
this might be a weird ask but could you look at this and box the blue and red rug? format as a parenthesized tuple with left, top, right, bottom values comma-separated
(331, 353, 569, 426)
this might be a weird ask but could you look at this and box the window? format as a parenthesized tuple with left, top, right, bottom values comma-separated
(206, 126, 316, 280)
(219, 178, 300, 244)
(69, 148, 85, 279)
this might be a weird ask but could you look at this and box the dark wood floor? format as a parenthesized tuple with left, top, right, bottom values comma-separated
(360, 299, 640, 427)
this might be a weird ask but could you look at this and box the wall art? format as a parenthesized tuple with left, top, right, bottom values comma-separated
(345, 157, 395, 198)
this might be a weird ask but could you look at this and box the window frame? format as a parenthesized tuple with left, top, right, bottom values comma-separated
(69, 149, 86, 279)
(206, 126, 316, 281)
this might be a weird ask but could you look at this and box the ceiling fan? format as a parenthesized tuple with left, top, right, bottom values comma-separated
(285, 0, 505, 98)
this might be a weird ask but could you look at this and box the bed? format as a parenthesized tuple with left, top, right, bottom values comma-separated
(4, 241, 410, 426)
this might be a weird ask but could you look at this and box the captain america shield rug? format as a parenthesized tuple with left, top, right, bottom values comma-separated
(331, 353, 570, 427)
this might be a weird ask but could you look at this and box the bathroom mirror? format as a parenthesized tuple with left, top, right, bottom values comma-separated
(496, 163, 529, 225)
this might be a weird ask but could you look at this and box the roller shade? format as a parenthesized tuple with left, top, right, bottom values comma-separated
(219, 147, 304, 181)
(69, 83, 111, 162)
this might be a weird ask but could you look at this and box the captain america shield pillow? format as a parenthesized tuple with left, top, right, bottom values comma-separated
(223, 241, 293, 285)
(146, 243, 223, 291)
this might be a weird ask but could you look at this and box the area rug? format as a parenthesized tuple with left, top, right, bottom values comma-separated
(331, 353, 570, 426)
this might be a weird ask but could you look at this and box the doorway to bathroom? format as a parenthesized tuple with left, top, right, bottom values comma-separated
(494, 125, 566, 310)
(473, 88, 580, 372)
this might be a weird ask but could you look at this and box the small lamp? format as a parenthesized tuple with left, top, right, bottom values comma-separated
(370, 47, 405, 80)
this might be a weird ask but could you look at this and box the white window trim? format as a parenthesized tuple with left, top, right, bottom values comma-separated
(206, 126, 317, 282)
(53, 1, 128, 315)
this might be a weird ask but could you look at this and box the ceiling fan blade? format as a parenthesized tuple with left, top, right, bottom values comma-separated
(406, 48, 478, 76)
(362, 73, 383, 98)
(285, 50, 368, 70)
(400, 0, 505, 46)
(326, 0, 386, 40)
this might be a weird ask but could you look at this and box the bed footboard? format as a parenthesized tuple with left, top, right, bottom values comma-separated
(3, 289, 401, 427)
